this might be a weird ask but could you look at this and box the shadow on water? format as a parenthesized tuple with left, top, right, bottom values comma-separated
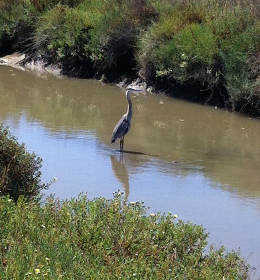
(110, 149, 157, 201)
(115, 149, 145, 155)
(115, 149, 158, 157)
(110, 155, 129, 201)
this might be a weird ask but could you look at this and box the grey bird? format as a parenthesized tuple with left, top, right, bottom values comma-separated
(111, 88, 141, 151)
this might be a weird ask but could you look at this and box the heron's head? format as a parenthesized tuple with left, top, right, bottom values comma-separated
(126, 87, 143, 96)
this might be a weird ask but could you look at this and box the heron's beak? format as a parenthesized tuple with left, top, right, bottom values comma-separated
(126, 86, 144, 92)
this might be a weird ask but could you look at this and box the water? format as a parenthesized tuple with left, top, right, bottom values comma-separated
(1, 66, 260, 277)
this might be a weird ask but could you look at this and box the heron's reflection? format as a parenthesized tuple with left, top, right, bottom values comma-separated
(110, 155, 129, 201)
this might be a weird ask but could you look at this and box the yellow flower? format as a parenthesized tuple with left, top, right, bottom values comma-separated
(35, 268, 40, 274)
(180, 61, 187, 68)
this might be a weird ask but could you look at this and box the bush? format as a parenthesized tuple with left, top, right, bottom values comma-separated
(0, 0, 37, 49)
(137, 0, 260, 110)
(0, 125, 49, 201)
(34, 4, 94, 59)
(0, 192, 250, 279)
(0, 0, 83, 54)
(33, 0, 156, 78)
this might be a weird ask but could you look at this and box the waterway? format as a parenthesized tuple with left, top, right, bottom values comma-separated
(0, 66, 260, 277)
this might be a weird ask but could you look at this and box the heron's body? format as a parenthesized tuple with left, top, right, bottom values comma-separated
(111, 89, 134, 151)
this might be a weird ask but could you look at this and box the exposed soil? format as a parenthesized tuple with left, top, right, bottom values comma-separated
(0, 52, 62, 76)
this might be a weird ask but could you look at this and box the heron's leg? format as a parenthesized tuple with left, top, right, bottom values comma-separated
(122, 136, 124, 151)
(120, 138, 123, 151)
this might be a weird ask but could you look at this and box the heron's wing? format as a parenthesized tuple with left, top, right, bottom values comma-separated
(111, 115, 130, 143)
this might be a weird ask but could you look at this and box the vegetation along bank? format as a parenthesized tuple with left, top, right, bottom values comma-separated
(1, 0, 260, 116)
(0, 125, 251, 278)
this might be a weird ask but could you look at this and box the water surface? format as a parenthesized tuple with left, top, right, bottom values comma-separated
(1, 66, 260, 276)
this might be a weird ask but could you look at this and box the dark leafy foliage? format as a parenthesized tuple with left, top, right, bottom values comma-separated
(0, 125, 49, 201)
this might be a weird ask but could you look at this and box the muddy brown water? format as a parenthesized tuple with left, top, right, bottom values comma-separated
(1, 66, 260, 276)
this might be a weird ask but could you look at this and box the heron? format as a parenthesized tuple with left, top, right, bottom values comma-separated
(111, 88, 142, 151)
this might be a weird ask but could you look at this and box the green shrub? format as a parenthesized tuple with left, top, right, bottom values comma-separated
(0, 0, 83, 53)
(150, 23, 218, 83)
(211, 11, 260, 105)
(34, 0, 156, 76)
(137, 0, 260, 109)
(0, 192, 250, 279)
(137, 1, 218, 83)
(0, 125, 49, 201)
(35, 4, 93, 59)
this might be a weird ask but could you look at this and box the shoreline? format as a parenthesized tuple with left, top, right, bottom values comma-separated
(0, 52, 62, 76)
(1, 52, 259, 118)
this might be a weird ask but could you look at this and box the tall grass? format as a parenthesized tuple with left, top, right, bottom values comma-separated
(0, 193, 250, 279)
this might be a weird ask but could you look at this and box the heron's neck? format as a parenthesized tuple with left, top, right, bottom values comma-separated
(126, 91, 132, 121)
